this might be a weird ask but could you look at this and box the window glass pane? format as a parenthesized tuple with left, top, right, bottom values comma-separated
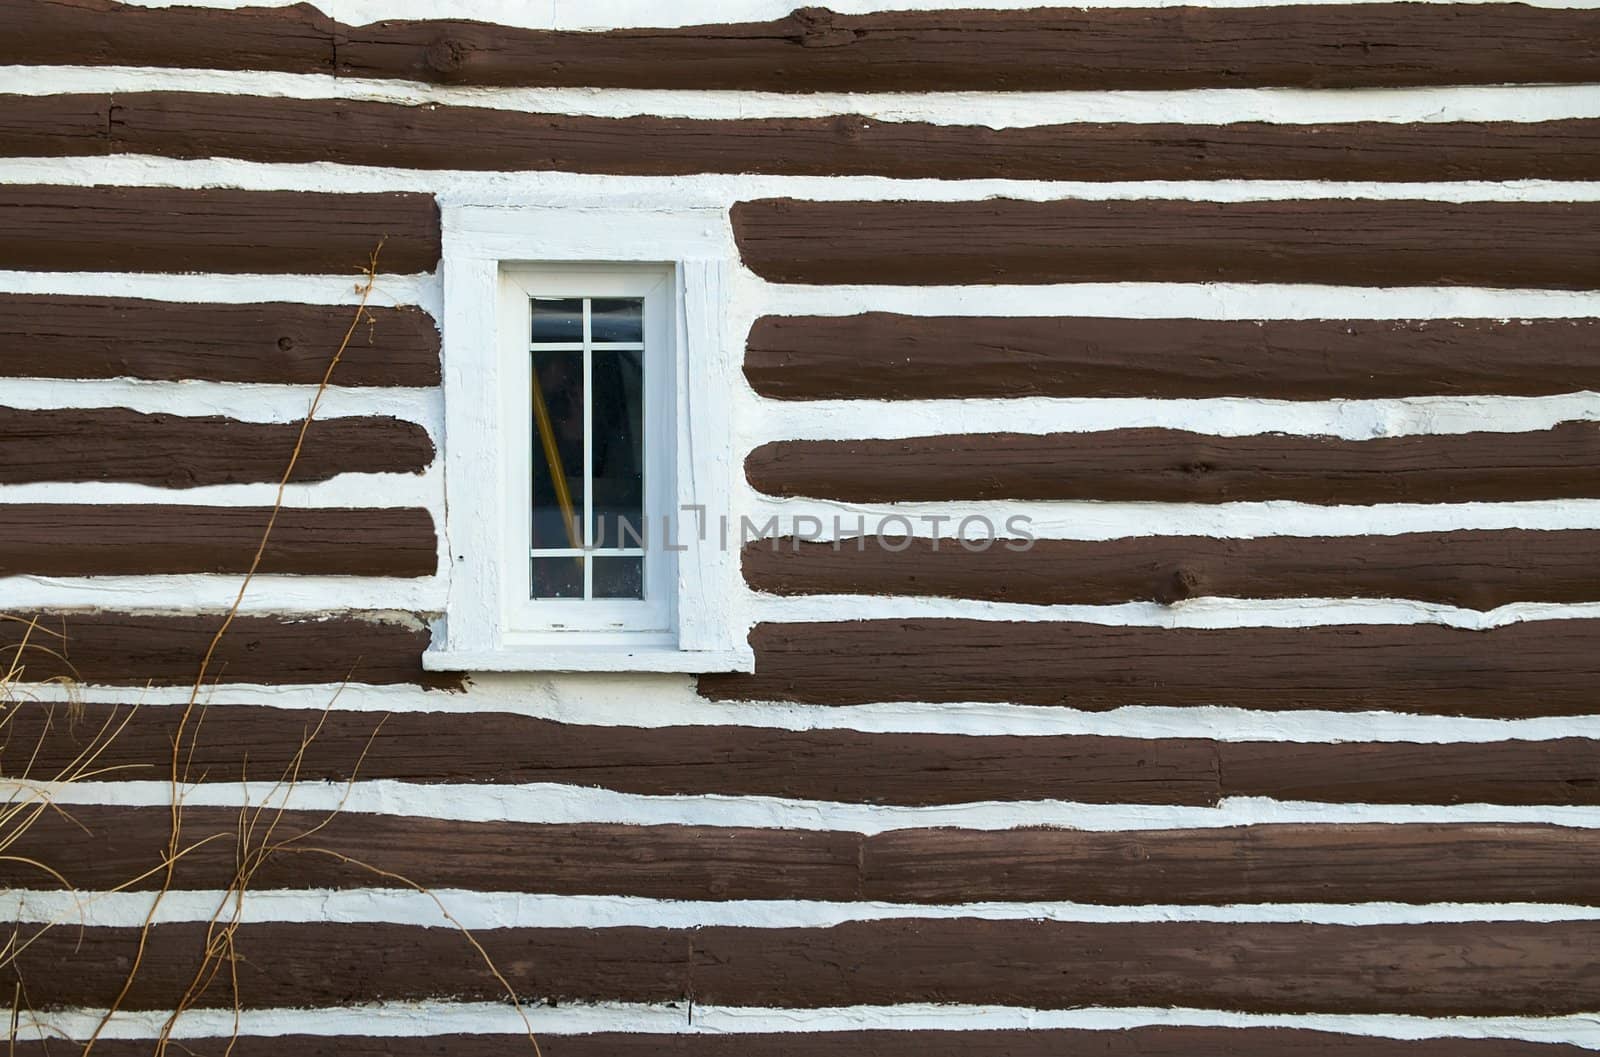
(590, 348, 645, 548)
(531, 297, 584, 342)
(593, 556, 644, 599)
(530, 555, 585, 599)
(590, 298, 643, 343)
(531, 349, 584, 551)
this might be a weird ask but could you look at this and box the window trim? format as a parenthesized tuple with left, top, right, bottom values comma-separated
(424, 201, 753, 674)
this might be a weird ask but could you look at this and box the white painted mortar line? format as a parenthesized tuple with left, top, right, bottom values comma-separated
(20, 1001, 1600, 1047)
(9, 889, 1600, 929)
(17, 577, 1600, 628)
(14, 781, 1600, 832)
(8, 67, 1600, 125)
(15, 680, 1600, 743)
(105, 0, 1600, 27)
(12, 154, 1600, 201)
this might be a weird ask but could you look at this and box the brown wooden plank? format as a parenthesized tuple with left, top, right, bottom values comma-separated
(8, 0, 1599, 92)
(0, 0, 333, 74)
(15, 1030, 1589, 1057)
(0, 504, 436, 576)
(744, 423, 1600, 505)
(0, 806, 862, 900)
(743, 531, 1600, 609)
(0, 185, 438, 274)
(0, 294, 440, 385)
(12, 702, 1595, 806)
(0, 922, 685, 1010)
(731, 198, 1600, 288)
(9, 92, 1600, 182)
(699, 619, 1600, 716)
(689, 920, 1600, 1014)
(0, 407, 433, 486)
(0, 610, 448, 687)
(0, 703, 1221, 806)
(1218, 740, 1600, 805)
(7, 920, 1593, 1014)
(862, 824, 1600, 906)
(745, 315, 1600, 401)
(8, 806, 1596, 907)
(0, 93, 107, 156)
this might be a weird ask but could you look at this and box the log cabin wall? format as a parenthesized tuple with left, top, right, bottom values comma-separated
(3, 0, 1600, 1052)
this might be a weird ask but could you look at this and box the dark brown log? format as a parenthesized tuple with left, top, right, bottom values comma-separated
(0, 93, 107, 156)
(745, 423, 1600, 504)
(337, 5, 1600, 92)
(745, 315, 1600, 401)
(1217, 740, 1600, 805)
(0, 294, 440, 385)
(731, 198, 1600, 288)
(861, 823, 1600, 906)
(0, 610, 448, 687)
(16, 702, 1596, 807)
(0, 806, 863, 901)
(13, 704, 1594, 810)
(9, 919, 1592, 1015)
(10, 92, 1600, 182)
(0, 0, 334, 74)
(0, 407, 433, 486)
(16, 1030, 1591, 1057)
(8, 806, 1597, 907)
(687, 919, 1600, 1014)
(0, 185, 439, 274)
(742, 531, 1600, 609)
(8, 0, 1600, 92)
(699, 619, 1600, 716)
(0, 504, 436, 576)
(0, 922, 686, 1009)
(0, 702, 1221, 806)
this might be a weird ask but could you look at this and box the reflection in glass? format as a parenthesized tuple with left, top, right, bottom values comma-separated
(530, 350, 584, 552)
(590, 349, 644, 547)
(530, 556, 584, 599)
(531, 297, 584, 342)
(593, 556, 644, 599)
(590, 298, 643, 343)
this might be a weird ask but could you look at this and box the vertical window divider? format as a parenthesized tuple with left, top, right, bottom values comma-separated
(581, 297, 595, 601)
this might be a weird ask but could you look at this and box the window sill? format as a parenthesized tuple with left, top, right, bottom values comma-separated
(421, 646, 755, 674)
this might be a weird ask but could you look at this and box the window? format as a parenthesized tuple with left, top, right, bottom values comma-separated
(424, 203, 751, 673)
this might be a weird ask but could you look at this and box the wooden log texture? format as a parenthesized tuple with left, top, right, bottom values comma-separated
(742, 531, 1600, 609)
(0, 185, 439, 274)
(14, 1030, 1592, 1057)
(0, 611, 447, 687)
(7, 93, 1600, 182)
(9, 703, 1595, 806)
(5, 0, 1599, 91)
(0, 703, 1221, 805)
(744, 315, 1600, 400)
(730, 198, 1600, 288)
(0, 407, 433, 486)
(698, 619, 1600, 716)
(744, 424, 1600, 504)
(0, 294, 440, 385)
(0, 505, 436, 576)
(5, 806, 1596, 906)
(6, 919, 1595, 1014)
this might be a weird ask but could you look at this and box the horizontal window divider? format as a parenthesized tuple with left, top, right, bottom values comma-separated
(529, 548, 647, 558)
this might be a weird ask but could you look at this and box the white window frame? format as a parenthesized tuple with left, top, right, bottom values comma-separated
(505, 265, 673, 635)
(424, 201, 753, 674)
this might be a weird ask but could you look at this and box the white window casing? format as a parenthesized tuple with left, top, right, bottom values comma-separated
(424, 201, 753, 673)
